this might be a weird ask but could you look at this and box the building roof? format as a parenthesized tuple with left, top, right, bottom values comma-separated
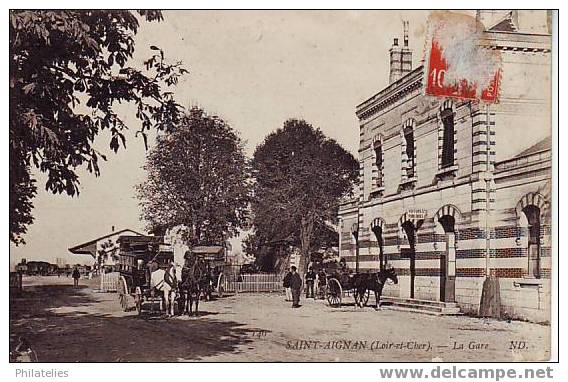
(191, 246, 225, 255)
(116, 235, 164, 244)
(514, 136, 552, 158)
(487, 11, 518, 32)
(495, 136, 552, 174)
(24, 260, 51, 266)
(68, 229, 145, 255)
(187, 246, 226, 261)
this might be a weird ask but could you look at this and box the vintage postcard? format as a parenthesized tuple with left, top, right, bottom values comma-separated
(9, 9, 555, 364)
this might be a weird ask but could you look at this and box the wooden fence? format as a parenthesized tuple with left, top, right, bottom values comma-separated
(99, 272, 120, 292)
(97, 271, 282, 294)
(223, 273, 283, 293)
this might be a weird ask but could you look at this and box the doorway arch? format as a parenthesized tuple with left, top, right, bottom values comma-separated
(515, 192, 548, 279)
(351, 223, 359, 273)
(435, 204, 462, 303)
(371, 217, 386, 270)
(400, 221, 417, 298)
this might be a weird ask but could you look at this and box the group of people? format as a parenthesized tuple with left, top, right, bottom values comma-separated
(283, 262, 348, 308)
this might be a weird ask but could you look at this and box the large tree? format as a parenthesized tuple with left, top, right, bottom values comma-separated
(136, 107, 251, 246)
(10, 10, 187, 244)
(250, 119, 358, 273)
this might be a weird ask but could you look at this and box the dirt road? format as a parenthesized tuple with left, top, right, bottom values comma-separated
(9, 276, 550, 362)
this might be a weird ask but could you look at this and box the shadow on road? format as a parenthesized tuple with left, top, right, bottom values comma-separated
(10, 283, 263, 362)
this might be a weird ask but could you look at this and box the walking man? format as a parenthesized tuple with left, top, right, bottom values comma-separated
(72, 267, 80, 287)
(289, 266, 302, 308)
(305, 266, 316, 299)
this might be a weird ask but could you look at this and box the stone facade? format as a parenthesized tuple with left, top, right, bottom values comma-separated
(338, 11, 552, 322)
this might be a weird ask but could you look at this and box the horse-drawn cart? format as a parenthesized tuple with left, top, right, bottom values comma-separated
(324, 266, 398, 308)
(116, 235, 174, 314)
(190, 246, 227, 299)
(325, 273, 370, 308)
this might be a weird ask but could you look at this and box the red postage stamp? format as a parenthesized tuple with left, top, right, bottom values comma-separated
(424, 11, 502, 103)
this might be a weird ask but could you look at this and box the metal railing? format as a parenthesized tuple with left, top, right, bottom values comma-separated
(223, 273, 283, 293)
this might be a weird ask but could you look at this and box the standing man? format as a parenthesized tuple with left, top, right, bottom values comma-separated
(283, 269, 293, 302)
(289, 266, 302, 308)
(72, 267, 80, 287)
(305, 266, 316, 299)
(317, 268, 327, 299)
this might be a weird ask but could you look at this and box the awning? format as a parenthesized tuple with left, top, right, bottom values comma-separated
(188, 246, 226, 261)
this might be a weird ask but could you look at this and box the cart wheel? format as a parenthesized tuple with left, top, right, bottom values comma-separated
(116, 276, 123, 300)
(326, 278, 342, 308)
(354, 289, 370, 307)
(118, 276, 130, 311)
(116, 279, 124, 308)
(217, 273, 225, 298)
(135, 287, 142, 315)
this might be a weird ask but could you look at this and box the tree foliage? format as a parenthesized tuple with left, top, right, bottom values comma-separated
(250, 119, 358, 273)
(137, 108, 252, 246)
(9, 10, 187, 244)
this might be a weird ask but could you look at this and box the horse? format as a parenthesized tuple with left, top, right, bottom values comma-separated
(179, 256, 207, 316)
(150, 265, 178, 316)
(352, 266, 398, 309)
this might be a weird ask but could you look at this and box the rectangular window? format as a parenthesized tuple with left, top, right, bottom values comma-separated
(441, 110, 455, 168)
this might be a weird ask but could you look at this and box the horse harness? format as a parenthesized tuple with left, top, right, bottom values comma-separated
(154, 268, 177, 290)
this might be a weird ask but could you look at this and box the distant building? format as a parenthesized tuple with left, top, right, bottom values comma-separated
(68, 228, 145, 270)
(15, 259, 27, 273)
(338, 11, 551, 322)
(17, 260, 54, 275)
(73, 264, 92, 275)
(164, 224, 235, 267)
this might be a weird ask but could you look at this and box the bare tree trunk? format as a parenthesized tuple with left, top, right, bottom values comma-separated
(298, 216, 314, 277)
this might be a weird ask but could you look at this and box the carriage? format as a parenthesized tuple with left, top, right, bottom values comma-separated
(324, 271, 370, 307)
(323, 265, 398, 308)
(189, 245, 227, 300)
(116, 235, 174, 314)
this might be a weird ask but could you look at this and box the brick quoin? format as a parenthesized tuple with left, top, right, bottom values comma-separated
(492, 268, 526, 278)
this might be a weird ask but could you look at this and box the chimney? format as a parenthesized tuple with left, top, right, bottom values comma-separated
(111, 225, 115, 232)
(403, 20, 409, 47)
(389, 21, 413, 83)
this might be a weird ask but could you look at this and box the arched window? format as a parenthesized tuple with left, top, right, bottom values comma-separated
(404, 125, 415, 178)
(373, 137, 384, 187)
(441, 108, 455, 168)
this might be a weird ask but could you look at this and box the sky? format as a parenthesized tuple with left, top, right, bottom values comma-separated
(10, 10, 433, 267)
(9, 10, 550, 267)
